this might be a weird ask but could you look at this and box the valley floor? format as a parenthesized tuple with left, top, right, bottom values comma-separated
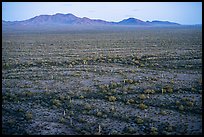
(2, 27, 202, 135)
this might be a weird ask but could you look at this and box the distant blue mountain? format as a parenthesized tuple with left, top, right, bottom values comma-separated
(146, 20, 180, 26)
(118, 18, 147, 25)
(2, 13, 181, 27)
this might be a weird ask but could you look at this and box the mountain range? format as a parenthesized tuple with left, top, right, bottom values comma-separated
(2, 13, 180, 27)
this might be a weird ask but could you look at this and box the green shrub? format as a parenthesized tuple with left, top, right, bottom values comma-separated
(178, 105, 184, 111)
(110, 106, 116, 112)
(165, 125, 173, 132)
(59, 95, 65, 100)
(139, 94, 146, 100)
(163, 85, 173, 93)
(159, 110, 167, 115)
(59, 117, 66, 123)
(150, 127, 158, 135)
(124, 79, 134, 84)
(161, 88, 166, 94)
(139, 103, 148, 110)
(110, 129, 118, 135)
(110, 82, 118, 89)
(126, 99, 134, 104)
(175, 101, 180, 106)
(52, 99, 61, 107)
(84, 103, 92, 110)
(144, 89, 155, 94)
(108, 96, 117, 102)
(96, 111, 103, 117)
(7, 119, 15, 125)
(136, 117, 144, 124)
(25, 112, 33, 120)
(151, 127, 158, 132)
(79, 95, 85, 99)
(186, 101, 194, 107)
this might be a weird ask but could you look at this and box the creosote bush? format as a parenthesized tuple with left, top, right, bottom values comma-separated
(160, 110, 167, 115)
(186, 101, 194, 107)
(139, 94, 146, 100)
(59, 117, 66, 123)
(139, 103, 148, 110)
(79, 95, 85, 99)
(52, 99, 61, 107)
(178, 105, 184, 111)
(96, 111, 103, 117)
(175, 100, 180, 106)
(163, 85, 173, 93)
(136, 117, 144, 124)
(123, 79, 134, 84)
(84, 103, 92, 110)
(25, 112, 33, 120)
(144, 89, 155, 94)
(150, 127, 158, 135)
(126, 99, 134, 104)
(108, 96, 117, 102)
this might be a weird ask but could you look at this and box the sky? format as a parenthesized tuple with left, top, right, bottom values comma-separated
(2, 2, 202, 25)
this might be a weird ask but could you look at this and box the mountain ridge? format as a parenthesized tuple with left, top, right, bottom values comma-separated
(2, 13, 181, 26)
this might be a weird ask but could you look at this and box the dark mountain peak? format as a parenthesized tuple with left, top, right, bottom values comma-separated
(65, 13, 78, 18)
(54, 13, 64, 16)
(127, 18, 140, 20)
(83, 17, 90, 20)
(51, 13, 78, 19)
(118, 17, 146, 25)
(53, 13, 75, 16)
(65, 13, 75, 16)
(129, 17, 135, 19)
(124, 18, 143, 22)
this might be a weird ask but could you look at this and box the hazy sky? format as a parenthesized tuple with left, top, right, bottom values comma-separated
(2, 2, 202, 25)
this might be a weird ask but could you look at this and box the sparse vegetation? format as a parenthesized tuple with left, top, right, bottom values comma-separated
(178, 105, 184, 111)
(150, 127, 158, 135)
(108, 96, 117, 102)
(139, 103, 148, 110)
(59, 117, 66, 123)
(159, 110, 167, 115)
(163, 85, 173, 93)
(126, 99, 134, 104)
(139, 94, 146, 100)
(144, 89, 155, 94)
(25, 112, 33, 120)
(135, 116, 144, 124)
(52, 99, 61, 107)
(2, 27, 202, 135)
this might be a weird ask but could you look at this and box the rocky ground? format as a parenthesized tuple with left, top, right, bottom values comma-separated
(2, 27, 202, 135)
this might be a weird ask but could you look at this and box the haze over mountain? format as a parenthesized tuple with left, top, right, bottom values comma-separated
(3, 13, 180, 27)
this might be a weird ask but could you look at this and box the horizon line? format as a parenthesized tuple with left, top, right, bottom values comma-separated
(2, 12, 202, 25)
